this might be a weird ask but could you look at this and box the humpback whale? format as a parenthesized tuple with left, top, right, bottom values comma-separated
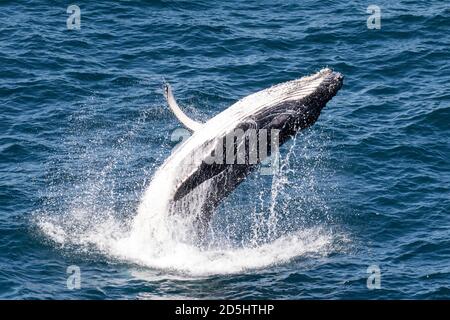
(153, 68, 343, 233)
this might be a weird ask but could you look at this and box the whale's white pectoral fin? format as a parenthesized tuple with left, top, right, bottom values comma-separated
(163, 83, 203, 132)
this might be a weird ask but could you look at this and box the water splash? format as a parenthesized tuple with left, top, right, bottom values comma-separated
(36, 105, 336, 276)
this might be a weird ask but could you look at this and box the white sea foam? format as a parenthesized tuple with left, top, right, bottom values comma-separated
(38, 209, 331, 276)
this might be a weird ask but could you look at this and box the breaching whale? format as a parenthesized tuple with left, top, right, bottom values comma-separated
(152, 68, 343, 233)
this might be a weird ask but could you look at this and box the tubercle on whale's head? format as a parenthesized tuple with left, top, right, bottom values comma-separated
(290, 68, 344, 115)
(320, 68, 344, 100)
(294, 68, 344, 102)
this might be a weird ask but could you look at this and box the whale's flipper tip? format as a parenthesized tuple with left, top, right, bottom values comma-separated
(162, 82, 203, 132)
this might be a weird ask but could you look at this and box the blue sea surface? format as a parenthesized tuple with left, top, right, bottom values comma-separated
(0, 0, 449, 299)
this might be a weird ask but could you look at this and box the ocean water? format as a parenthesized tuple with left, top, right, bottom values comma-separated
(0, 0, 449, 299)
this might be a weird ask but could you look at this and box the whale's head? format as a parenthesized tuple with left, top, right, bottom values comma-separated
(248, 68, 343, 143)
